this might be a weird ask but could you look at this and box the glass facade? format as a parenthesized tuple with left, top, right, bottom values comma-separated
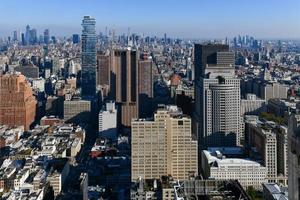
(81, 16, 96, 97)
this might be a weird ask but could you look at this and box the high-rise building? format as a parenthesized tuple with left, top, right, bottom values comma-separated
(25, 25, 30, 45)
(13, 30, 18, 41)
(43, 29, 50, 44)
(72, 34, 80, 44)
(96, 53, 110, 97)
(0, 74, 37, 130)
(194, 44, 240, 148)
(81, 16, 97, 98)
(97, 53, 110, 87)
(110, 48, 138, 127)
(109, 49, 153, 126)
(21, 33, 25, 45)
(131, 105, 198, 181)
(247, 120, 288, 185)
(137, 54, 153, 118)
(29, 28, 37, 45)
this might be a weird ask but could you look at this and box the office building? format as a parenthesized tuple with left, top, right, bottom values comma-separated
(29, 28, 37, 45)
(247, 120, 288, 185)
(131, 105, 198, 181)
(110, 48, 138, 127)
(97, 53, 110, 97)
(241, 94, 267, 116)
(245, 79, 289, 101)
(194, 44, 240, 148)
(201, 148, 267, 189)
(260, 82, 289, 101)
(64, 97, 91, 124)
(72, 34, 80, 44)
(13, 30, 18, 41)
(25, 25, 30, 45)
(98, 101, 117, 139)
(138, 54, 153, 118)
(81, 16, 97, 97)
(21, 33, 25, 45)
(0, 74, 37, 130)
(43, 29, 50, 44)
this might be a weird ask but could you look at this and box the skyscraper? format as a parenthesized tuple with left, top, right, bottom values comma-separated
(97, 53, 110, 97)
(29, 28, 37, 45)
(109, 49, 153, 126)
(44, 29, 50, 44)
(0, 74, 37, 130)
(13, 30, 18, 41)
(25, 25, 30, 45)
(81, 16, 97, 98)
(137, 53, 153, 118)
(97, 53, 110, 86)
(194, 44, 240, 149)
(110, 48, 138, 127)
(73, 34, 80, 44)
(21, 33, 25, 45)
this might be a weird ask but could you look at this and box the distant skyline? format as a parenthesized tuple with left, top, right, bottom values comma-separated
(0, 0, 300, 39)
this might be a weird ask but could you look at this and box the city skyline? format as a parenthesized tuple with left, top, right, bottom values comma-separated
(0, 0, 300, 39)
(0, 1, 299, 199)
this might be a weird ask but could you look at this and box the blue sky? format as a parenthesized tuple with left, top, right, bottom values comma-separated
(0, 0, 299, 39)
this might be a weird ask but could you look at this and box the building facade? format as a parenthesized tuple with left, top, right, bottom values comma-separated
(137, 54, 153, 118)
(98, 101, 117, 139)
(110, 48, 138, 127)
(202, 149, 267, 189)
(131, 105, 198, 181)
(194, 44, 240, 148)
(0, 74, 37, 130)
(247, 121, 288, 185)
(81, 16, 97, 97)
(63, 98, 91, 124)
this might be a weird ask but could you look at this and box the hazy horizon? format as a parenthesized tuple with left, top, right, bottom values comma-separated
(0, 0, 299, 39)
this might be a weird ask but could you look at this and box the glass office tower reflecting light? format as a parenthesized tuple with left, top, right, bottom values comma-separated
(81, 16, 97, 97)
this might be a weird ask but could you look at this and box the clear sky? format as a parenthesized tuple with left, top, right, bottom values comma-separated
(0, 0, 299, 39)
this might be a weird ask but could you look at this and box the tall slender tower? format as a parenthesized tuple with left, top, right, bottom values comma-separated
(43, 29, 50, 44)
(81, 16, 97, 98)
(138, 53, 153, 118)
(194, 44, 240, 149)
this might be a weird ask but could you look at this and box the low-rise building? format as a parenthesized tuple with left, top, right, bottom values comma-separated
(201, 148, 267, 189)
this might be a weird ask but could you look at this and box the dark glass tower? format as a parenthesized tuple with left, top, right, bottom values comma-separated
(81, 16, 97, 97)
(43, 29, 50, 44)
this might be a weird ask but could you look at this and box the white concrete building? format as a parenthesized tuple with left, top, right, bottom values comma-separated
(98, 101, 117, 139)
(201, 148, 267, 190)
(241, 93, 266, 116)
